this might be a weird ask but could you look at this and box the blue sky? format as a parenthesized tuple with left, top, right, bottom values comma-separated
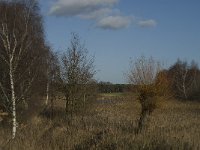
(39, 0, 200, 83)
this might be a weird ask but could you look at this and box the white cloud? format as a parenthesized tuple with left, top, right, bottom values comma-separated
(49, 0, 118, 17)
(79, 8, 112, 20)
(138, 19, 157, 28)
(49, 0, 157, 30)
(97, 16, 131, 30)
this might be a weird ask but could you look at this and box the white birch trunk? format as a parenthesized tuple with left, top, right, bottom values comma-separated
(9, 63, 17, 139)
(183, 83, 187, 99)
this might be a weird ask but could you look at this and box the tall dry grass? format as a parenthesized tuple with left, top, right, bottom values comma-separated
(0, 94, 200, 150)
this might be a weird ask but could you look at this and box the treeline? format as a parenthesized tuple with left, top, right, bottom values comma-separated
(97, 82, 131, 93)
(0, 0, 96, 139)
(162, 59, 200, 100)
(99, 59, 200, 101)
(128, 58, 200, 101)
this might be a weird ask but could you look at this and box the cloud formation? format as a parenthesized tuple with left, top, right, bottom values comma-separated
(49, 0, 118, 17)
(49, 0, 157, 30)
(97, 16, 131, 30)
(138, 19, 157, 28)
(79, 8, 112, 20)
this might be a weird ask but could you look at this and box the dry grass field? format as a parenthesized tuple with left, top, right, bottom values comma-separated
(0, 93, 200, 150)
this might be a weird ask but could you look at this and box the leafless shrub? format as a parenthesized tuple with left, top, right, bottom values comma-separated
(128, 56, 166, 133)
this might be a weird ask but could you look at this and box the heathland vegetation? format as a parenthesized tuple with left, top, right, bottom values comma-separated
(0, 0, 200, 149)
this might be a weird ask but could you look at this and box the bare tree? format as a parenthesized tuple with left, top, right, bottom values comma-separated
(0, 0, 45, 139)
(60, 33, 95, 120)
(128, 56, 162, 133)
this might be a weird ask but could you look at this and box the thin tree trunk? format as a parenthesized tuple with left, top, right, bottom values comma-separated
(65, 96, 69, 114)
(183, 70, 188, 99)
(83, 93, 86, 108)
(50, 96, 54, 119)
(45, 81, 50, 105)
(10, 64, 17, 139)
(183, 83, 187, 99)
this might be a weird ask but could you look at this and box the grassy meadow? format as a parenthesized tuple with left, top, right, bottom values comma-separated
(0, 93, 200, 150)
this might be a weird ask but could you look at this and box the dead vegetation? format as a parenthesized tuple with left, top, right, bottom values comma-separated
(0, 94, 200, 150)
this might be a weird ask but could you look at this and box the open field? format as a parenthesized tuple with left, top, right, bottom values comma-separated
(0, 93, 200, 150)
(99, 93, 126, 97)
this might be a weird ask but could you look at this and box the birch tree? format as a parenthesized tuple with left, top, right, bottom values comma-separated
(168, 60, 198, 99)
(45, 49, 59, 105)
(0, 0, 45, 139)
(43, 48, 61, 120)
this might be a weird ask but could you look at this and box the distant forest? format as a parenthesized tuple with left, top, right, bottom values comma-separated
(98, 58, 200, 100)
